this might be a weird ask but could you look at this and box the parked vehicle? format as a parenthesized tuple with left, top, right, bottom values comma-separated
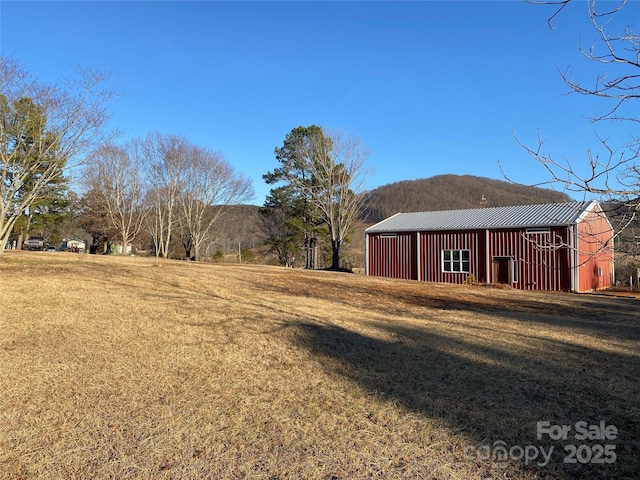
(22, 236, 49, 251)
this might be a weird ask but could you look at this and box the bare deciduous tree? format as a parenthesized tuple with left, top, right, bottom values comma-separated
(306, 129, 372, 270)
(142, 133, 188, 261)
(529, 0, 639, 123)
(515, 0, 640, 255)
(84, 142, 149, 255)
(179, 145, 254, 261)
(0, 57, 116, 257)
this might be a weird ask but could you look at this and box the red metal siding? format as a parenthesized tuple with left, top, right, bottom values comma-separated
(419, 231, 480, 284)
(369, 228, 575, 291)
(576, 208, 614, 292)
(489, 227, 571, 291)
(367, 232, 417, 280)
(366, 202, 616, 292)
(414, 228, 571, 290)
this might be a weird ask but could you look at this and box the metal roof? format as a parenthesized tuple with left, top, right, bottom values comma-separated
(365, 201, 597, 233)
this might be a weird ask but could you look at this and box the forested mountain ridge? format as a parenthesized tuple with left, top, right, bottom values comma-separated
(362, 174, 571, 223)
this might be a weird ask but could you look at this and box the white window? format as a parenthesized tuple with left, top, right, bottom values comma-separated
(442, 249, 470, 273)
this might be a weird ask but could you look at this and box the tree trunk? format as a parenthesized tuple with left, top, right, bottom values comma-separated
(90, 235, 99, 254)
(305, 235, 312, 269)
(162, 208, 173, 258)
(121, 231, 129, 255)
(182, 234, 195, 261)
(331, 238, 341, 270)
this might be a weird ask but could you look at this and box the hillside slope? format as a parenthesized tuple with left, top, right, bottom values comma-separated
(363, 174, 570, 223)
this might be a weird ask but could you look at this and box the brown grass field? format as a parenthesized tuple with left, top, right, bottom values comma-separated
(0, 251, 638, 479)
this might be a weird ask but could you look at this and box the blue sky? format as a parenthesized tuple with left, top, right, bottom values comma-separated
(1, 1, 637, 205)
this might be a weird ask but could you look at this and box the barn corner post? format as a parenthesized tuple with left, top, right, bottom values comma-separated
(364, 231, 369, 276)
(485, 228, 490, 285)
(415, 231, 421, 282)
(570, 222, 578, 292)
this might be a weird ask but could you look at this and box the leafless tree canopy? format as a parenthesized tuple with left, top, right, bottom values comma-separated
(81, 133, 255, 261)
(178, 144, 254, 261)
(142, 133, 190, 260)
(363, 175, 570, 223)
(84, 142, 149, 255)
(528, 0, 639, 123)
(281, 128, 372, 269)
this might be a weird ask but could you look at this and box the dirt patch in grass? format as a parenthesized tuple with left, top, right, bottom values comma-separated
(1, 251, 638, 479)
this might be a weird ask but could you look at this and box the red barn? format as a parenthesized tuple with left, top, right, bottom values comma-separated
(365, 201, 614, 292)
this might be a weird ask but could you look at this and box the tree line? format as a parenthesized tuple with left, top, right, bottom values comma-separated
(76, 133, 255, 261)
(0, 58, 370, 268)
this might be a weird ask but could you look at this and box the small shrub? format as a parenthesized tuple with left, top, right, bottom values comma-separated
(465, 274, 477, 285)
(240, 248, 256, 264)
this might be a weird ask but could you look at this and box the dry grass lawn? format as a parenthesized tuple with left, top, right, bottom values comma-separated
(0, 251, 638, 479)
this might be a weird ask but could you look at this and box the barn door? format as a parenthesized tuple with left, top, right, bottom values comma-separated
(494, 257, 511, 284)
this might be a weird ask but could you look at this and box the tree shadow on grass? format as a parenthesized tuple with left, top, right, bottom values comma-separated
(404, 292, 640, 343)
(291, 317, 640, 479)
(258, 276, 640, 344)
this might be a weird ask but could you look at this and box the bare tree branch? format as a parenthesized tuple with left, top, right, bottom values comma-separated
(514, 1, 640, 262)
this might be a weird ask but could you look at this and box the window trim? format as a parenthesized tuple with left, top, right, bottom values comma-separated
(441, 249, 470, 273)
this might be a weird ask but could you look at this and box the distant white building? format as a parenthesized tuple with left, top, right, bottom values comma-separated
(62, 238, 87, 253)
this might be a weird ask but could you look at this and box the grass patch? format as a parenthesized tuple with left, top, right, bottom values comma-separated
(0, 251, 638, 479)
